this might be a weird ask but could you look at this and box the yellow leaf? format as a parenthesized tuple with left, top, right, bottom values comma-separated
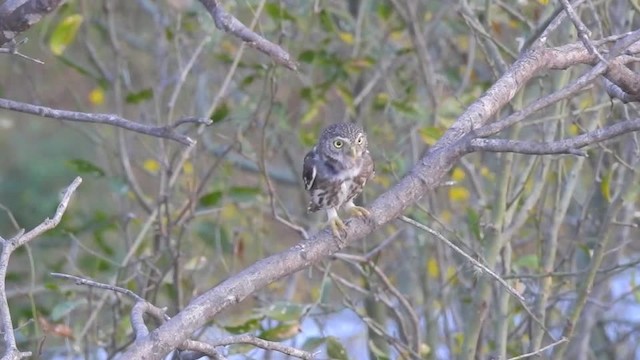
(446, 266, 458, 285)
(143, 159, 160, 174)
(372, 174, 391, 188)
(49, 14, 84, 56)
(448, 186, 470, 203)
(183, 161, 194, 175)
(88, 87, 105, 106)
(568, 124, 580, 136)
(427, 258, 439, 278)
(480, 166, 491, 178)
(221, 203, 238, 221)
(601, 169, 612, 202)
(451, 167, 465, 182)
(300, 101, 324, 124)
(338, 32, 354, 44)
(538, 0, 549, 4)
(579, 96, 593, 109)
(439, 209, 452, 224)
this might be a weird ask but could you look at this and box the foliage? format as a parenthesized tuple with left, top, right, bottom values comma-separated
(0, 0, 639, 359)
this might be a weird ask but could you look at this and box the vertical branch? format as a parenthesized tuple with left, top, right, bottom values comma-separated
(0, 177, 82, 360)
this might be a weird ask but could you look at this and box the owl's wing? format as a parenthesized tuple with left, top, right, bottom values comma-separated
(302, 147, 318, 191)
(363, 150, 375, 181)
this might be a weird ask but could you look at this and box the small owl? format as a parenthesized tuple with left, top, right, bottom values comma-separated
(302, 122, 375, 238)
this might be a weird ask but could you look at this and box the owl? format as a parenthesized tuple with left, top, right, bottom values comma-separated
(302, 122, 375, 238)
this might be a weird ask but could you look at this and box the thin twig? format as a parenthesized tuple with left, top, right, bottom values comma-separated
(558, 0, 607, 62)
(507, 337, 568, 360)
(0, 177, 82, 360)
(399, 216, 526, 303)
(197, 0, 298, 70)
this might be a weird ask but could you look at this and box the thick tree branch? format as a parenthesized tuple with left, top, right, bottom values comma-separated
(120, 30, 640, 360)
(197, 0, 298, 71)
(0, 98, 211, 145)
(0, 177, 81, 360)
(0, 0, 64, 46)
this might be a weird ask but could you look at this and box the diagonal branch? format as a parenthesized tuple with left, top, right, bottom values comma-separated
(0, 0, 64, 46)
(471, 119, 640, 156)
(197, 0, 298, 71)
(0, 98, 211, 145)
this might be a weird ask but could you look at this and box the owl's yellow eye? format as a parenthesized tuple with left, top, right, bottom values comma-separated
(333, 140, 343, 148)
(356, 135, 364, 144)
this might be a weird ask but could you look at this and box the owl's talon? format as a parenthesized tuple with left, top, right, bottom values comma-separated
(347, 205, 370, 218)
(329, 217, 347, 239)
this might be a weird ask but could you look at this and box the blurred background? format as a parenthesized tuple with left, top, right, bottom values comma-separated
(1, 0, 639, 359)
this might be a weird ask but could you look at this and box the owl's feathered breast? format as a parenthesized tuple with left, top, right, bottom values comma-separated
(303, 147, 374, 212)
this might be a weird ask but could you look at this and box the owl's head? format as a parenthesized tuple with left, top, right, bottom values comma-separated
(318, 122, 368, 165)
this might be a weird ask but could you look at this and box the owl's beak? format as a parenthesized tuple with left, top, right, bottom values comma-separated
(350, 146, 357, 158)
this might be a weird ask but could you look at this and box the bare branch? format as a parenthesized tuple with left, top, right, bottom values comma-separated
(210, 334, 315, 359)
(507, 337, 568, 360)
(471, 139, 587, 156)
(50, 273, 146, 303)
(197, 0, 298, 71)
(472, 119, 640, 156)
(604, 78, 640, 103)
(559, 0, 606, 62)
(0, 0, 64, 46)
(0, 38, 44, 63)
(0, 98, 198, 145)
(0, 177, 82, 360)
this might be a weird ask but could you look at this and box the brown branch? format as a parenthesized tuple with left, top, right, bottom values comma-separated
(197, 0, 298, 71)
(119, 30, 640, 360)
(0, 177, 82, 360)
(52, 273, 312, 359)
(604, 78, 640, 103)
(210, 334, 315, 359)
(0, 0, 64, 46)
(0, 98, 209, 145)
(472, 119, 640, 156)
(559, 0, 606, 62)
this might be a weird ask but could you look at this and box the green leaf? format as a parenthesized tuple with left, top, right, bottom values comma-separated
(299, 50, 316, 63)
(261, 302, 308, 322)
(377, 2, 393, 21)
(466, 208, 481, 241)
(67, 159, 105, 177)
(514, 254, 539, 270)
(51, 299, 87, 321)
(303, 337, 326, 351)
(327, 336, 349, 360)
(209, 103, 230, 123)
(125, 89, 153, 104)
(199, 191, 223, 207)
(319, 10, 336, 32)
(258, 322, 300, 341)
(368, 339, 390, 360)
(265, 3, 296, 21)
(419, 126, 444, 146)
(49, 14, 84, 56)
(222, 317, 262, 334)
(228, 186, 260, 202)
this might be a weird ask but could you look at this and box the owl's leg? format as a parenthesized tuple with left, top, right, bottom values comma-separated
(326, 207, 346, 238)
(344, 200, 370, 218)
